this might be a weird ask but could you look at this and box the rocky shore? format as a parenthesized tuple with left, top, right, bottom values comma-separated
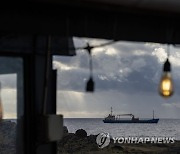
(0, 122, 180, 154)
(58, 126, 180, 154)
(0, 121, 16, 154)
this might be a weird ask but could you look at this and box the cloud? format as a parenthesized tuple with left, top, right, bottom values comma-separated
(54, 39, 180, 94)
(53, 38, 180, 118)
(162, 102, 180, 109)
(53, 46, 162, 93)
(1, 88, 17, 119)
(57, 90, 180, 119)
(0, 74, 17, 89)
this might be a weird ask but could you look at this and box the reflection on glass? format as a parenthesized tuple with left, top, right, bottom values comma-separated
(0, 57, 22, 154)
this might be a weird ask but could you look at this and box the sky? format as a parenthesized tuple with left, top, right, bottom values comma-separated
(1, 37, 180, 119)
(54, 37, 180, 119)
(0, 74, 17, 118)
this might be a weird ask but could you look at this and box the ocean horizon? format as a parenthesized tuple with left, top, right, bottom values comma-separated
(64, 118, 180, 140)
(3, 118, 180, 140)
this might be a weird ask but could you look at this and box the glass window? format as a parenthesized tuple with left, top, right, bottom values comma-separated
(0, 57, 23, 154)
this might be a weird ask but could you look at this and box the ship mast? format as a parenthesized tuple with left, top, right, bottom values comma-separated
(111, 107, 113, 116)
(153, 110, 154, 119)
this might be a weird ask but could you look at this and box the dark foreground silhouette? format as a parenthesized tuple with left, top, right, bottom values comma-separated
(0, 122, 180, 154)
(58, 126, 180, 154)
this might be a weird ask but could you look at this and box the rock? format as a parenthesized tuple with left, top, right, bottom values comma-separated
(0, 121, 16, 145)
(112, 144, 124, 150)
(154, 143, 168, 147)
(63, 126, 68, 137)
(88, 135, 96, 143)
(0, 120, 16, 154)
(64, 133, 77, 143)
(75, 129, 87, 138)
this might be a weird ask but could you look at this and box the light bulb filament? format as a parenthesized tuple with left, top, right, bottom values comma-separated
(159, 73, 173, 97)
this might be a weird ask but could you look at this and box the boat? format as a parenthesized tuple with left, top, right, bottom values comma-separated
(103, 107, 159, 123)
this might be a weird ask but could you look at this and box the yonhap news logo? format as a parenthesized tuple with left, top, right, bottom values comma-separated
(96, 132, 110, 148)
(96, 132, 175, 149)
(113, 136, 175, 144)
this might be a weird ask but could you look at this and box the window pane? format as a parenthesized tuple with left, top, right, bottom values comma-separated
(0, 57, 23, 154)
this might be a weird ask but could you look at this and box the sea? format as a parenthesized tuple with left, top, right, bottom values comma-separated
(64, 118, 180, 140)
(4, 118, 180, 140)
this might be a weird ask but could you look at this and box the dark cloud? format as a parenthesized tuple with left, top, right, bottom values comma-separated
(53, 38, 180, 118)
(54, 48, 163, 94)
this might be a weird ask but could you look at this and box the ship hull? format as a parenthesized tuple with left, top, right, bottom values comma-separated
(103, 119, 159, 123)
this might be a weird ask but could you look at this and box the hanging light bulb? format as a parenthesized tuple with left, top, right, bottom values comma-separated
(85, 44, 95, 92)
(86, 77, 94, 92)
(159, 58, 174, 97)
